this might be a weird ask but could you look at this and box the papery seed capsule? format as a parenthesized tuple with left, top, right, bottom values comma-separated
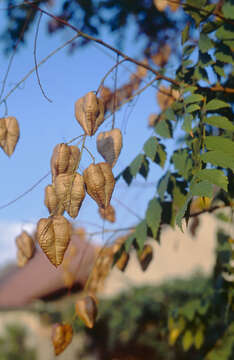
(54, 173, 73, 206)
(51, 323, 73, 356)
(138, 244, 153, 271)
(98, 162, 115, 208)
(75, 294, 98, 328)
(83, 163, 105, 208)
(98, 204, 116, 223)
(44, 184, 64, 215)
(0, 118, 6, 146)
(1, 116, 20, 156)
(17, 249, 28, 267)
(15, 230, 35, 259)
(65, 173, 86, 218)
(75, 92, 104, 136)
(52, 216, 71, 266)
(66, 145, 80, 174)
(51, 143, 70, 181)
(116, 251, 129, 272)
(96, 128, 122, 167)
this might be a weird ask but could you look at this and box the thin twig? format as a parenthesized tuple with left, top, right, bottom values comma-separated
(96, 58, 126, 95)
(112, 54, 119, 130)
(83, 145, 95, 163)
(88, 226, 134, 237)
(113, 196, 142, 220)
(34, 11, 52, 102)
(0, 34, 79, 107)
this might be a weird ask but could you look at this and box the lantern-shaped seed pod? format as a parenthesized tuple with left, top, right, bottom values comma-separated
(65, 173, 86, 219)
(17, 249, 28, 268)
(98, 162, 115, 208)
(83, 162, 115, 209)
(98, 204, 116, 223)
(44, 184, 64, 215)
(66, 146, 80, 174)
(116, 251, 129, 272)
(51, 323, 73, 356)
(75, 91, 104, 136)
(15, 230, 35, 259)
(50, 143, 71, 182)
(37, 216, 71, 267)
(96, 128, 122, 168)
(75, 294, 98, 328)
(1, 116, 20, 156)
(138, 244, 153, 271)
(54, 173, 73, 205)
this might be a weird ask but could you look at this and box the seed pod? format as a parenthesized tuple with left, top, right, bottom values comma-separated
(44, 184, 64, 215)
(138, 244, 153, 271)
(50, 143, 70, 181)
(75, 91, 104, 136)
(66, 145, 80, 174)
(37, 216, 71, 267)
(153, 0, 168, 12)
(51, 323, 73, 356)
(65, 173, 86, 218)
(75, 294, 98, 328)
(54, 173, 72, 205)
(15, 231, 35, 259)
(0, 116, 20, 156)
(83, 162, 115, 209)
(98, 204, 116, 223)
(116, 251, 129, 272)
(96, 128, 122, 167)
(17, 249, 28, 267)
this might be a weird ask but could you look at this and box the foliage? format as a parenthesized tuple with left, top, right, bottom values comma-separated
(0, 323, 37, 360)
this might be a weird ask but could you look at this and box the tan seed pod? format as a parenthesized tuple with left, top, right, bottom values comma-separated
(1, 116, 20, 156)
(15, 231, 35, 259)
(65, 173, 86, 218)
(44, 184, 64, 215)
(153, 0, 168, 12)
(54, 173, 73, 205)
(98, 204, 116, 223)
(75, 294, 98, 328)
(96, 128, 122, 167)
(98, 162, 115, 208)
(138, 244, 153, 271)
(75, 91, 104, 136)
(136, 59, 148, 79)
(83, 163, 105, 208)
(168, 0, 180, 12)
(17, 249, 28, 267)
(50, 143, 71, 182)
(66, 145, 80, 174)
(151, 44, 171, 67)
(116, 251, 129, 272)
(51, 323, 73, 356)
(37, 216, 71, 267)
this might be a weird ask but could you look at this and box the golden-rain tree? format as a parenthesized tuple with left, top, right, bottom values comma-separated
(0, 0, 234, 357)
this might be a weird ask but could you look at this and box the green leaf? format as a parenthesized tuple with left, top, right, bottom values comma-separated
(194, 66, 209, 82)
(213, 65, 225, 78)
(222, 1, 234, 20)
(205, 322, 234, 360)
(182, 86, 197, 94)
(190, 180, 213, 198)
(139, 156, 149, 179)
(182, 23, 190, 45)
(194, 328, 204, 350)
(125, 232, 136, 252)
(157, 144, 167, 168)
(172, 149, 193, 179)
(122, 167, 133, 185)
(206, 99, 230, 111)
(146, 198, 162, 239)
(204, 116, 234, 131)
(184, 94, 204, 104)
(176, 196, 192, 231)
(205, 136, 234, 155)
(198, 33, 214, 53)
(216, 23, 234, 47)
(143, 136, 158, 161)
(182, 330, 193, 351)
(195, 169, 228, 191)
(182, 114, 193, 133)
(164, 108, 176, 121)
(158, 171, 170, 200)
(154, 119, 172, 138)
(130, 154, 144, 177)
(201, 151, 234, 171)
(199, 52, 214, 67)
(135, 220, 147, 251)
(186, 104, 200, 113)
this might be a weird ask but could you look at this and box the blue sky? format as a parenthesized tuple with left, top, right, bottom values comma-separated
(0, 8, 178, 265)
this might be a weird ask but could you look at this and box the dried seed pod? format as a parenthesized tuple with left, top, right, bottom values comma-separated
(75, 91, 104, 136)
(75, 294, 98, 328)
(65, 173, 86, 218)
(66, 145, 80, 174)
(98, 204, 116, 223)
(37, 216, 71, 267)
(136, 59, 148, 79)
(83, 163, 115, 209)
(44, 184, 64, 215)
(0, 116, 20, 156)
(138, 244, 153, 271)
(51, 323, 73, 356)
(153, 0, 168, 12)
(15, 231, 35, 259)
(0, 118, 6, 146)
(98, 162, 115, 208)
(50, 143, 71, 181)
(54, 173, 73, 205)
(116, 251, 129, 272)
(151, 44, 171, 67)
(17, 250, 28, 267)
(96, 128, 122, 167)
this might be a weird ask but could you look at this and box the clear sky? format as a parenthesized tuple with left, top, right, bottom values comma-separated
(0, 7, 178, 265)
